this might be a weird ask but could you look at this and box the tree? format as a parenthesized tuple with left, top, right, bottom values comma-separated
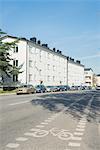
(0, 29, 22, 89)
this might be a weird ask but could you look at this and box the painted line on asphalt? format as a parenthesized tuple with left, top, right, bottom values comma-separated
(76, 128, 85, 132)
(6, 143, 20, 148)
(77, 125, 85, 128)
(24, 132, 34, 136)
(68, 142, 81, 147)
(41, 122, 48, 125)
(98, 123, 100, 135)
(71, 136, 82, 141)
(74, 132, 84, 136)
(9, 100, 30, 106)
(16, 137, 28, 141)
(44, 120, 52, 122)
(78, 122, 86, 125)
(36, 125, 45, 128)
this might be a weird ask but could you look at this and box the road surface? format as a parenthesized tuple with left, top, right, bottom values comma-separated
(0, 90, 100, 150)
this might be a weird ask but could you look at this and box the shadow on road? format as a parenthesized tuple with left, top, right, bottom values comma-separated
(31, 91, 100, 123)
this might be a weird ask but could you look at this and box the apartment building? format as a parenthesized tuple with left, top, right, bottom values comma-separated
(68, 58, 84, 87)
(2, 35, 85, 87)
(95, 74, 100, 86)
(84, 68, 94, 87)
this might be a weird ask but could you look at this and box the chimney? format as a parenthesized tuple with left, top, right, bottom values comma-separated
(42, 44, 48, 48)
(57, 50, 59, 53)
(53, 48, 56, 52)
(37, 40, 41, 45)
(76, 60, 81, 64)
(30, 37, 37, 43)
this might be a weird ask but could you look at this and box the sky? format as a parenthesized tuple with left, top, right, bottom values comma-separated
(0, 0, 100, 74)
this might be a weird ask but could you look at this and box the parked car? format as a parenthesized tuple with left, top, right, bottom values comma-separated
(63, 85, 70, 91)
(46, 86, 54, 92)
(16, 84, 36, 95)
(57, 85, 65, 91)
(70, 86, 78, 90)
(35, 85, 46, 93)
(96, 85, 100, 90)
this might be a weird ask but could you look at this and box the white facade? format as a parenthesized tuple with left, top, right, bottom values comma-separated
(84, 68, 94, 87)
(68, 60, 84, 87)
(2, 35, 85, 87)
(95, 75, 100, 86)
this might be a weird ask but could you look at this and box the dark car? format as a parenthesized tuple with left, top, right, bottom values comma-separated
(57, 85, 65, 91)
(35, 85, 46, 93)
(63, 85, 70, 91)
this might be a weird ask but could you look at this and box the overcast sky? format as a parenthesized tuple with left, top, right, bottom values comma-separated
(0, 0, 100, 74)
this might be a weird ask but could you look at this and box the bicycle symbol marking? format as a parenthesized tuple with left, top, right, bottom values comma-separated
(29, 127, 73, 140)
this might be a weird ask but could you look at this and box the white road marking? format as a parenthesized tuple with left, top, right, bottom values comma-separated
(41, 122, 48, 125)
(9, 100, 30, 106)
(24, 132, 34, 136)
(6, 143, 19, 148)
(36, 125, 44, 128)
(76, 128, 85, 132)
(80, 119, 87, 122)
(45, 120, 52, 122)
(98, 123, 100, 135)
(74, 132, 84, 136)
(71, 136, 82, 140)
(68, 142, 81, 147)
(78, 122, 86, 125)
(16, 137, 28, 141)
(77, 125, 85, 128)
(48, 117, 54, 120)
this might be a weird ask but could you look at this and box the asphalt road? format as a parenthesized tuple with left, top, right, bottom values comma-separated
(0, 90, 100, 150)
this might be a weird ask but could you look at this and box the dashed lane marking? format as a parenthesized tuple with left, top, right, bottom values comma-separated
(45, 120, 52, 122)
(98, 123, 100, 135)
(9, 101, 29, 106)
(6, 143, 20, 148)
(74, 132, 84, 136)
(77, 125, 85, 128)
(68, 142, 81, 147)
(76, 128, 85, 132)
(71, 136, 82, 140)
(41, 122, 48, 125)
(16, 137, 28, 141)
(36, 125, 44, 128)
(24, 132, 34, 136)
(78, 122, 86, 125)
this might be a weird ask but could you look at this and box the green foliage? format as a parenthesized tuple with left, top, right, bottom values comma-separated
(0, 29, 22, 84)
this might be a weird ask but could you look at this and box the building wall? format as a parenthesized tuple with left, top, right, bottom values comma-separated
(84, 69, 94, 86)
(96, 75, 100, 86)
(2, 37, 27, 84)
(68, 61, 84, 86)
(2, 36, 85, 87)
(27, 42, 68, 86)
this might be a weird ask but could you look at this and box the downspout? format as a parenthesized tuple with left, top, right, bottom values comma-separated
(26, 42, 28, 84)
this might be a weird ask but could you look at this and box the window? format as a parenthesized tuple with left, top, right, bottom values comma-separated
(53, 65, 55, 71)
(48, 53, 50, 59)
(14, 45, 18, 53)
(53, 76, 55, 81)
(39, 69, 42, 76)
(29, 60, 32, 67)
(13, 75, 18, 82)
(47, 76, 50, 81)
(47, 64, 50, 70)
(29, 74, 32, 82)
(13, 60, 18, 66)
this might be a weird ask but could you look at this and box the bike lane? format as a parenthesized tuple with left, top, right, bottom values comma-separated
(5, 93, 91, 150)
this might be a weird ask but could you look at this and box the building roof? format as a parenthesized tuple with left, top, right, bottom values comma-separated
(1, 35, 84, 67)
(84, 68, 93, 72)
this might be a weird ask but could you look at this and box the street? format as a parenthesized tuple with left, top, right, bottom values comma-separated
(0, 90, 100, 150)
